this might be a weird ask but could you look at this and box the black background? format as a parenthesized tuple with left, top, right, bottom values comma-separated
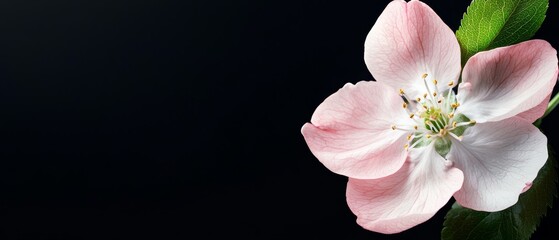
(0, 0, 557, 239)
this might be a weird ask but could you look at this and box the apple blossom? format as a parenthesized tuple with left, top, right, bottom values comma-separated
(301, 0, 558, 234)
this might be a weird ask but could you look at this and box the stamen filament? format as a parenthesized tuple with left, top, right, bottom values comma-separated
(421, 73, 438, 105)
(391, 125, 416, 132)
(448, 131, 463, 141)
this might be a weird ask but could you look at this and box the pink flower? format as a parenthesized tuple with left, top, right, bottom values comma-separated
(301, 0, 559, 234)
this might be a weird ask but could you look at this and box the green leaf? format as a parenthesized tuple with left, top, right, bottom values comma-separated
(456, 0, 548, 63)
(441, 146, 558, 240)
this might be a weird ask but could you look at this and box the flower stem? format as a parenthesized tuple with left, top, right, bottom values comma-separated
(534, 93, 559, 127)
(543, 93, 559, 119)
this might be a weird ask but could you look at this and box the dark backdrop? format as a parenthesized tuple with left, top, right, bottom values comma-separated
(0, 0, 557, 239)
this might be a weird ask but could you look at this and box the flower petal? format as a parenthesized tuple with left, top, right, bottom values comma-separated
(456, 40, 558, 123)
(450, 117, 548, 211)
(516, 93, 551, 123)
(364, 0, 461, 99)
(346, 145, 463, 234)
(301, 81, 414, 179)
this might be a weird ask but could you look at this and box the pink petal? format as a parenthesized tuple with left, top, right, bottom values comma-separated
(450, 117, 548, 211)
(516, 93, 551, 123)
(301, 81, 414, 179)
(364, 0, 461, 99)
(346, 145, 463, 234)
(457, 40, 559, 123)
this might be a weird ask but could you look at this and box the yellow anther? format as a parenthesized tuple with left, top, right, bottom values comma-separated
(448, 81, 454, 87)
(426, 134, 431, 139)
(422, 73, 428, 79)
(402, 102, 408, 108)
(452, 121, 457, 128)
(433, 79, 438, 85)
(437, 99, 442, 104)
(433, 92, 437, 97)
(391, 125, 396, 130)
(451, 102, 460, 109)
(423, 93, 428, 98)
(409, 113, 415, 118)
(439, 129, 447, 136)
(417, 97, 422, 102)
(414, 125, 418, 130)
(399, 89, 405, 95)
(423, 105, 428, 110)
(404, 144, 409, 150)
(470, 120, 476, 124)
(448, 113, 455, 118)
(407, 134, 412, 141)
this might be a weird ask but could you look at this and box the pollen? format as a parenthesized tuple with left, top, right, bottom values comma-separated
(433, 79, 438, 85)
(409, 113, 415, 118)
(448, 81, 454, 87)
(448, 113, 454, 118)
(402, 102, 408, 108)
(407, 134, 412, 140)
(399, 89, 405, 95)
(422, 73, 428, 79)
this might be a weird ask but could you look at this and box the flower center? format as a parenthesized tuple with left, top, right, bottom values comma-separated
(391, 73, 475, 160)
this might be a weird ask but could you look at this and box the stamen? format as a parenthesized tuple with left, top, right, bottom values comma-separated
(407, 134, 412, 141)
(409, 113, 415, 118)
(433, 92, 437, 97)
(426, 121, 438, 131)
(417, 97, 422, 102)
(402, 102, 408, 108)
(391, 125, 415, 131)
(436, 118, 446, 128)
(448, 81, 454, 87)
(451, 121, 475, 129)
(451, 102, 460, 109)
(445, 90, 455, 109)
(414, 125, 418, 130)
(433, 79, 438, 85)
(452, 121, 457, 128)
(404, 144, 409, 150)
(448, 113, 454, 118)
(409, 137, 425, 149)
(431, 119, 443, 130)
(449, 131, 463, 141)
(420, 74, 437, 105)
(399, 89, 405, 95)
